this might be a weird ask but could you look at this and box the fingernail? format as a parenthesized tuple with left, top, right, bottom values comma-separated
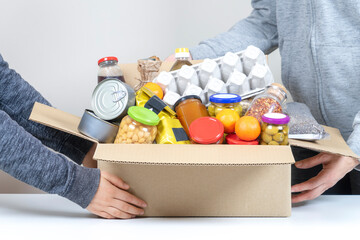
(142, 203, 147, 208)
(295, 162, 302, 167)
(124, 183, 130, 189)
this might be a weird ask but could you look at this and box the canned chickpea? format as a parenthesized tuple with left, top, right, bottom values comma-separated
(114, 106, 160, 144)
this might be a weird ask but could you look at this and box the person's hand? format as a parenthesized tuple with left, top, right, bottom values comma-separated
(291, 153, 359, 203)
(87, 171, 147, 219)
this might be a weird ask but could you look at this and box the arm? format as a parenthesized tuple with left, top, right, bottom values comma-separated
(0, 54, 92, 165)
(189, 0, 278, 60)
(346, 111, 360, 171)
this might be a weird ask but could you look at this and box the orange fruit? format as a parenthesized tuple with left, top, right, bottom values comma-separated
(216, 109, 240, 133)
(235, 116, 261, 141)
(144, 82, 164, 99)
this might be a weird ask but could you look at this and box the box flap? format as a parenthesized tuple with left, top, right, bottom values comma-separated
(289, 126, 359, 159)
(94, 144, 295, 166)
(29, 102, 96, 143)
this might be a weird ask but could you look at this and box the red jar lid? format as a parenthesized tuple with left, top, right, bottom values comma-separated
(189, 117, 224, 144)
(226, 133, 259, 145)
(98, 56, 118, 65)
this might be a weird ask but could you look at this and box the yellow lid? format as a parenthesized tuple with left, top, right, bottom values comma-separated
(175, 48, 190, 59)
(175, 48, 189, 53)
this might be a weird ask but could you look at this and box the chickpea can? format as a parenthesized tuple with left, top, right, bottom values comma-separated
(260, 113, 290, 145)
(114, 106, 160, 144)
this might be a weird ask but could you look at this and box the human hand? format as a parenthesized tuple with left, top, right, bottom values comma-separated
(87, 171, 147, 219)
(291, 152, 359, 203)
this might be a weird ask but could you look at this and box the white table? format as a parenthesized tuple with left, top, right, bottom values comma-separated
(0, 194, 358, 240)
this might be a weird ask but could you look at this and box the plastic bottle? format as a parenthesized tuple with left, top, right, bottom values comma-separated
(170, 48, 192, 71)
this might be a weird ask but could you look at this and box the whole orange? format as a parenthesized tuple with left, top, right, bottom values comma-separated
(144, 82, 164, 99)
(216, 109, 240, 133)
(235, 116, 261, 141)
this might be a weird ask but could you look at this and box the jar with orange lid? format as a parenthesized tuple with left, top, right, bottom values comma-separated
(174, 95, 209, 137)
(245, 83, 288, 122)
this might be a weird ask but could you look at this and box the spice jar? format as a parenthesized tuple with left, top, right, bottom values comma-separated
(98, 56, 125, 83)
(174, 95, 209, 137)
(114, 106, 160, 144)
(260, 113, 290, 145)
(189, 117, 224, 144)
(245, 83, 287, 122)
(208, 93, 242, 117)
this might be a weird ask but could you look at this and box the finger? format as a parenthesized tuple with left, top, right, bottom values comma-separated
(291, 171, 327, 193)
(112, 199, 145, 216)
(292, 184, 327, 203)
(96, 211, 115, 219)
(107, 207, 135, 219)
(295, 153, 328, 169)
(115, 189, 147, 208)
(102, 171, 130, 190)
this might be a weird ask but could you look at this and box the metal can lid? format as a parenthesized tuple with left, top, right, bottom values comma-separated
(226, 133, 259, 145)
(128, 106, 160, 126)
(209, 93, 241, 104)
(91, 79, 130, 121)
(189, 117, 224, 144)
(98, 56, 118, 65)
(262, 113, 290, 125)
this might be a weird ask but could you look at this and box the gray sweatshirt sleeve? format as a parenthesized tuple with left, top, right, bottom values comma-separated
(189, 0, 278, 59)
(346, 112, 360, 170)
(0, 54, 93, 165)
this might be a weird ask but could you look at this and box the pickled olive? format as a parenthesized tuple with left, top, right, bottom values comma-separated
(214, 106, 225, 116)
(261, 132, 273, 143)
(208, 104, 216, 116)
(260, 141, 267, 145)
(265, 125, 279, 136)
(273, 132, 285, 143)
(281, 136, 289, 145)
(268, 141, 280, 145)
(261, 123, 268, 132)
(283, 126, 289, 135)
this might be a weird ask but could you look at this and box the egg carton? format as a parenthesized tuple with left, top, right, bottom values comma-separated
(153, 45, 274, 109)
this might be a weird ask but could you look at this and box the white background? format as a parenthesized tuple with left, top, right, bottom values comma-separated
(0, 0, 282, 193)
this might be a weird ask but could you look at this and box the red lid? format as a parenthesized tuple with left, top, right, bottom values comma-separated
(189, 117, 224, 144)
(226, 134, 259, 145)
(98, 56, 118, 65)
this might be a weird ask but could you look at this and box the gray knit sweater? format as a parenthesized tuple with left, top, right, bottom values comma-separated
(0, 53, 100, 208)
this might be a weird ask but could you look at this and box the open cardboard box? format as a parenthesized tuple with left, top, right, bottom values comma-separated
(29, 61, 359, 217)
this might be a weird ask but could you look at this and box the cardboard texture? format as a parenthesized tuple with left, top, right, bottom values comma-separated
(28, 60, 359, 217)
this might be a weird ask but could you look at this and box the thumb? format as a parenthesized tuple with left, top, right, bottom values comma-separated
(101, 171, 130, 190)
(295, 153, 328, 169)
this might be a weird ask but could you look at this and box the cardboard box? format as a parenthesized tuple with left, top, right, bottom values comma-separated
(29, 61, 359, 217)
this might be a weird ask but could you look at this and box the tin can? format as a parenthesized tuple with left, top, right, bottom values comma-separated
(91, 78, 135, 122)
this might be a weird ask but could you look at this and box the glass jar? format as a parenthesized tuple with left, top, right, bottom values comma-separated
(260, 113, 290, 145)
(208, 93, 242, 117)
(225, 133, 259, 145)
(114, 106, 160, 144)
(245, 83, 288, 122)
(174, 95, 209, 137)
(189, 117, 224, 144)
(98, 56, 125, 83)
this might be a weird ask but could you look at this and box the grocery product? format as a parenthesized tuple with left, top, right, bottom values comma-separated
(226, 133, 259, 145)
(170, 48, 192, 71)
(260, 113, 290, 145)
(153, 71, 178, 94)
(163, 91, 181, 109)
(205, 77, 227, 102)
(177, 65, 200, 95)
(242, 45, 266, 75)
(199, 58, 221, 88)
(189, 117, 224, 144)
(226, 69, 250, 95)
(239, 98, 252, 116)
(143, 82, 164, 99)
(136, 56, 162, 91)
(174, 95, 209, 137)
(98, 56, 125, 83)
(216, 109, 240, 133)
(156, 118, 190, 144)
(220, 52, 243, 81)
(114, 106, 160, 144)
(248, 63, 273, 89)
(91, 79, 135, 122)
(182, 84, 206, 104)
(285, 102, 328, 140)
(235, 116, 261, 141)
(78, 109, 119, 143)
(208, 93, 242, 117)
(245, 83, 287, 122)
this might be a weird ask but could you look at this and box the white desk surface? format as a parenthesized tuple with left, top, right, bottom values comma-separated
(0, 194, 358, 240)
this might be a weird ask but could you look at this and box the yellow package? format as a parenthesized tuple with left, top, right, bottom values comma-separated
(136, 86, 190, 144)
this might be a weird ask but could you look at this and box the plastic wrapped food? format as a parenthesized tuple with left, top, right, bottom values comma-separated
(285, 102, 328, 140)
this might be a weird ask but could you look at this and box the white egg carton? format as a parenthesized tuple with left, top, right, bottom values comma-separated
(153, 45, 274, 108)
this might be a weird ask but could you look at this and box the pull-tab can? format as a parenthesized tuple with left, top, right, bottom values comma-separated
(91, 78, 135, 122)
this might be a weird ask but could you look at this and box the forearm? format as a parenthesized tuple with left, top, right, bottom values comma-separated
(190, 0, 278, 60)
(0, 110, 100, 208)
(346, 111, 360, 170)
(0, 54, 93, 164)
